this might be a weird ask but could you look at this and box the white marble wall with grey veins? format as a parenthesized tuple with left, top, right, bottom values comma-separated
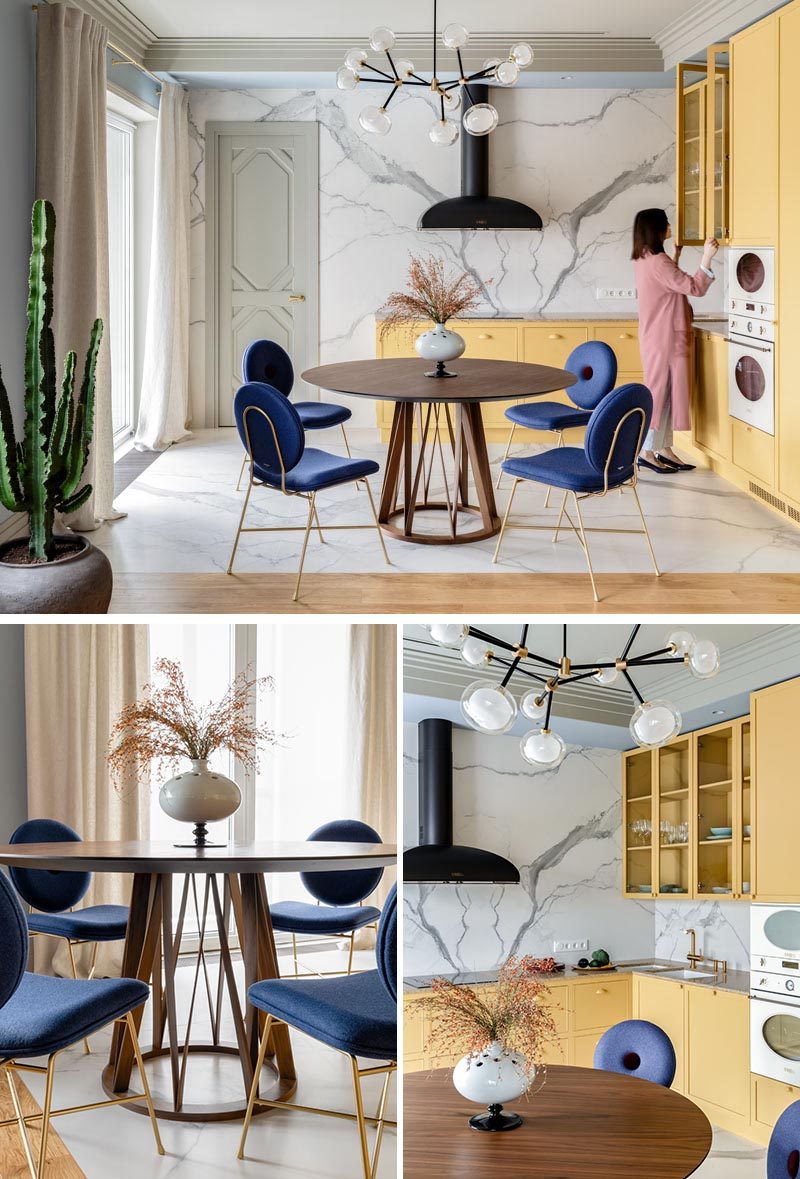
(654, 898, 751, 972)
(187, 85, 724, 427)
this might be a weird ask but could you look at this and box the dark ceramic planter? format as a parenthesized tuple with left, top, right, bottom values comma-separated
(0, 535, 113, 614)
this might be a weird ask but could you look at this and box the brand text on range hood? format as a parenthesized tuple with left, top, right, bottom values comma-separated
(418, 85, 543, 232)
(403, 718, 520, 883)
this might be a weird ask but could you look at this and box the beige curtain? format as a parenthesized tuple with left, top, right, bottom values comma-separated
(347, 625, 397, 948)
(35, 4, 121, 528)
(24, 625, 150, 976)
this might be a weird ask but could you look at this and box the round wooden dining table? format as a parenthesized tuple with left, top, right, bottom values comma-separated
(404, 1065, 712, 1178)
(0, 839, 396, 1123)
(302, 358, 577, 544)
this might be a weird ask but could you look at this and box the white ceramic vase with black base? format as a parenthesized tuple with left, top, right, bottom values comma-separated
(452, 1040, 533, 1131)
(159, 758, 241, 848)
(415, 322, 466, 378)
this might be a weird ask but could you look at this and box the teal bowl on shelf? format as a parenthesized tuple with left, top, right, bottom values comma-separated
(709, 827, 733, 836)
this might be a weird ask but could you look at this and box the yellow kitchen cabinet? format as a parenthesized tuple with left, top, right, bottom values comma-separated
(693, 330, 731, 461)
(573, 977, 630, 1033)
(778, 3, 800, 507)
(686, 985, 750, 1134)
(730, 14, 779, 244)
(572, 1030, 605, 1069)
(656, 736, 692, 898)
(593, 325, 640, 373)
(622, 747, 655, 898)
(676, 64, 708, 246)
(459, 322, 521, 435)
(732, 419, 775, 486)
(753, 675, 800, 902)
(751, 1074, 800, 1145)
(633, 975, 687, 1093)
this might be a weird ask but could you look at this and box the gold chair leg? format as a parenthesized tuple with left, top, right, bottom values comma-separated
(5, 1066, 37, 1179)
(36, 1055, 56, 1179)
(227, 476, 254, 574)
(293, 494, 316, 602)
(237, 1015, 273, 1160)
(544, 432, 563, 509)
(292, 932, 299, 976)
(571, 492, 599, 602)
(350, 1057, 372, 1179)
(495, 422, 516, 490)
(341, 424, 353, 458)
(492, 478, 520, 564)
(125, 1011, 165, 1156)
(313, 502, 325, 543)
(632, 484, 660, 576)
(66, 942, 92, 1055)
(236, 452, 248, 491)
(369, 1068, 393, 1179)
(363, 480, 391, 566)
(552, 489, 568, 543)
(346, 933, 355, 975)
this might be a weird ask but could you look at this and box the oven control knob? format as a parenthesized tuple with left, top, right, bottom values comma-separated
(761, 958, 767, 966)
(788, 980, 796, 992)
(761, 977, 768, 986)
(747, 321, 754, 333)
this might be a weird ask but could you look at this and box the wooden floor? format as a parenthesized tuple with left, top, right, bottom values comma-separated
(0, 1076, 84, 1178)
(110, 571, 800, 614)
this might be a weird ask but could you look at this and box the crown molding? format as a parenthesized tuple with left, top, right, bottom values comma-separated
(70, 0, 155, 62)
(656, 0, 784, 69)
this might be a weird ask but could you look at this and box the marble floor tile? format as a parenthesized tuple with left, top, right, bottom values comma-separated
(696, 1126, 766, 1177)
(93, 429, 800, 578)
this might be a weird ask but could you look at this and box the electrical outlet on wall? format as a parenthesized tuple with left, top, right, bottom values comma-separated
(553, 939, 590, 953)
(596, 287, 636, 300)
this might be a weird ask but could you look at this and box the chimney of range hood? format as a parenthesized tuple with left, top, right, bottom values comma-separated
(403, 718, 520, 884)
(418, 85, 543, 232)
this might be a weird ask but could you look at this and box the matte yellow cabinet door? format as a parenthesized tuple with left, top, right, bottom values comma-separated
(730, 16, 779, 244)
(686, 987, 749, 1118)
(753, 676, 800, 901)
(572, 1030, 605, 1069)
(635, 976, 687, 1093)
(573, 978, 630, 1033)
(693, 331, 731, 461)
(779, 4, 800, 507)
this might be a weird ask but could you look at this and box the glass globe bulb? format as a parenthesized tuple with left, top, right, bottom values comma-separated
(336, 66, 359, 91)
(594, 667, 620, 687)
(667, 628, 695, 657)
(460, 681, 517, 735)
(393, 58, 415, 79)
(442, 22, 469, 49)
(520, 691, 548, 722)
(630, 699, 682, 749)
(345, 47, 368, 71)
(359, 105, 392, 135)
(511, 42, 534, 67)
(425, 623, 468, 648)
(482, 57, 502, 75)
(460, 636, 490, 666)
(463, 102, 499, 136)
(442, 87, 462, 111)
(688, 638, 721, 680)
(496, 58, 520, 86)
(521, 728, 566, 769)
(369, 26, 396, 52)
(429, 118, 459, 146)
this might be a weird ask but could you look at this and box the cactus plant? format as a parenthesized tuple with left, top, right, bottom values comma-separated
(0, 199, 102, 562)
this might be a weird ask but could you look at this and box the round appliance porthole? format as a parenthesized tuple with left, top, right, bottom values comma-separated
(736, 251, 766, 294)
(735, 354, 766, 402)
(763, 1012, 800, 1060)
(764, 911, 800, 951)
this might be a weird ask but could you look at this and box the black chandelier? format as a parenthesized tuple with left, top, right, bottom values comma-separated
(424, 623, 721, 767)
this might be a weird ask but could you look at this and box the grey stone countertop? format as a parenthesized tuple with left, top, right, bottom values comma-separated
(374, 311, 730, 332)
(404, 958, 750, 996)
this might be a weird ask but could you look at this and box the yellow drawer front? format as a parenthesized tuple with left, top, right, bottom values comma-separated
(573, 978, 630, 1032)
(544, 986, 569, 1036)
(752, 1074, 800, 1132)
(522, 326, 588, 368)
(732, 418, 775, 483)
(573, 1030, 605, 1069)
(593, 326, 641, 373)
(458, 324, 519, 361)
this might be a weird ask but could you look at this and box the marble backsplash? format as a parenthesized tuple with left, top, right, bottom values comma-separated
(654, 899, 750, 973)
(187, 85, 724, 427)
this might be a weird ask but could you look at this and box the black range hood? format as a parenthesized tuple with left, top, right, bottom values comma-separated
(419, 85, 543, 232)
(403, 718, 520, 884)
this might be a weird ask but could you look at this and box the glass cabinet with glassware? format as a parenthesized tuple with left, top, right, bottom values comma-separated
(623, 748, 654, 898)
(694, 717, 750, 900)
(675, 44, 730, 248)
(656, 737, 692, 897)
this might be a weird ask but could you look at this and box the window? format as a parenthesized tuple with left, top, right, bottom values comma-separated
(106, 110, 135, 447)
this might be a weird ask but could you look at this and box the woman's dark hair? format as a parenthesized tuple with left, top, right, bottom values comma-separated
(631, 208, 670, 260)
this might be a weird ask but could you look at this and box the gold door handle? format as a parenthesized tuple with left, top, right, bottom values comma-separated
(289, 294, 305, 302)
(477, 333, 491, 339)
(596, 988, 607, 994)
(548, 333, 562, 339)
(619, 332, 633, 339)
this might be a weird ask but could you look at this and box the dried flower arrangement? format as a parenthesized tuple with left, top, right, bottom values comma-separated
(107, 657, 282, 790)
(379, 254, 485, 339)
(421, 955, 560, 1078)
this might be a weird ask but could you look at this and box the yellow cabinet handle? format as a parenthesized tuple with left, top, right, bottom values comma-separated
(477, 333, 491, 340)
(619, 332, 633, 339)
(595, 988, 607, 994)
(548, 332, 563, 339)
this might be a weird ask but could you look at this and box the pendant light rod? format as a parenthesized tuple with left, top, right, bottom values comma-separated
(621, 624, 641, 661)
(622, 669, 644, 705)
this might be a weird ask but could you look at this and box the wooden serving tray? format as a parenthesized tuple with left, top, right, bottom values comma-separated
(574, 963, 617, 972)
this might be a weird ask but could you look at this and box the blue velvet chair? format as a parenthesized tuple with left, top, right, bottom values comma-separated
(10, 819, 130, 1054)
(269, 820, 384, 977)
(227, 381, 389, 600)
(493, 382, 658, 602)
(0, 871, 163, 1177)
(236, 340, 353, 490)
(768, 1099, 800, 1178)
(593, 1019, 677, 1088)
(496, 340, 618, 501)
(237, 884, 397, 1178)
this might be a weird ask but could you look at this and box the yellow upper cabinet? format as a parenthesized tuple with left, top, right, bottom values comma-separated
(752, 675, 800, 902)
(730, 14, 779, 244)
(706, 45, 731, 241)
(675, 46, 730, 248)
(778, 2, 800, 507)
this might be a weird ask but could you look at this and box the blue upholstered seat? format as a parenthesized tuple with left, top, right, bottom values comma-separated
(27, 905, 129, 943)
(242, 340, 352, 430)
(502, 446, 614, 492)
(270, 901, 382, 935)
(294, 401, 352, 429)
(503, 340, 618, 433)
(254, 448, 378, 492)
(593, 1019, 677, 1088)
(768, 1099, 800, 1178)
(505, 402, 592, 432)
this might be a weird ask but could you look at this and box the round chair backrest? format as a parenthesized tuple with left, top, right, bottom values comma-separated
(376, 883, 397, 1002)
(0, 873, 28, 1010)
(584, 383, 653, 479)
(300, 819, 385, 906)
(768, 1100, 800, 1179)
(594, 1019, 677, 1088)
(565, 340, 618, 410)
(9, 819, 91, 913)
(242, 340, 294, 398)
(234, 382, 305, 476)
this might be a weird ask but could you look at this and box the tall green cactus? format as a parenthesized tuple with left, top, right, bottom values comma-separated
(0, 199, 102, 561)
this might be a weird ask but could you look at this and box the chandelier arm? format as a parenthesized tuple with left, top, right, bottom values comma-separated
(381, 84, 401, 111)
(466, 68, 495, 81)
(621, 669, 644, 705)
(384, 50, 400, 80)
(562, 623, 567, 659)
(439, 80, 463, 91)
(629, 658, 692, 668)
(520, 623, 529, 648)
(408, 71, 431, 84)
(544, 684, 556, 729)
(433, 0, 437, 78)
(440, 92, 445, 120)
(627, 647, 680, 663)
(621, 624, 641, 661)
(500, 656, 522, 689)
(467, 627, 519, 654)
(461, 82, 479, 106)
(456, 47, 465, 78)
(359, 64, 399, 82)
(560, 669, 607, 685)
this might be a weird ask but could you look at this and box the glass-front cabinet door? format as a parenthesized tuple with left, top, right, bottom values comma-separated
(656, 737, 692, 897)
(694, 722, 735, 898)
(623, 749, 654, 898)
(677, 63, 707, 246)
(707, 45, 730, 241)
(736, 719, 752, 900)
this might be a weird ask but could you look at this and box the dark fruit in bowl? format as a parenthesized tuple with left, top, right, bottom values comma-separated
(578, 957, 589, 968)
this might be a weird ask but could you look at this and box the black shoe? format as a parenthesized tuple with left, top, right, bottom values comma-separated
(637, 457, 673, 474)
(656, 453, 696, 471)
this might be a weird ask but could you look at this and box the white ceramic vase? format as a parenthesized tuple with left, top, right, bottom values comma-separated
(159, 758, 241, 846)
(415, 323, 466, 371)
(452, 1040, 533, 1106)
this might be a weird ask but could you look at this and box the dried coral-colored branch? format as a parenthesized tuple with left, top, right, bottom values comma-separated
(379, 254, 487, 340)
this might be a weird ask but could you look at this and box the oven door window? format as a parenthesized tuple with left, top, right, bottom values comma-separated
(735, 354, 766, 402)
(763, 1013, 800, 1060)
(765, 911, 800, 952)
(736, 252, 766, 294)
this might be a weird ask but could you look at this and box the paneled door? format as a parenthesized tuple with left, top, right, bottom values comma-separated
(206, 122, 318, 427)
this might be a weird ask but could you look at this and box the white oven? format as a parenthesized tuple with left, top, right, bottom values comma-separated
(751, 906, 800, 1083)
(751, 993, 800, 1085)
(752, 905, 800, 962)
(728, 246, 776, 318)
(728, 333, 774, 434)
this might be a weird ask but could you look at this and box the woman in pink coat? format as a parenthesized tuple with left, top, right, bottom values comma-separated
(632, 208, 719, 473)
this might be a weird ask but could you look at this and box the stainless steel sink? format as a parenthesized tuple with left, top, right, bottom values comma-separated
(632, 964, 675, 973)
(657, 969, 715, 981)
